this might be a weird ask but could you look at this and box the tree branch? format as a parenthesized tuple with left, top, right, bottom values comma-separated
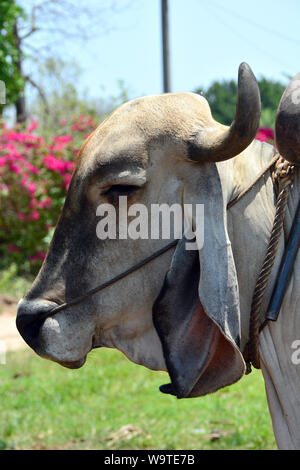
(20, 27, 39, 40)
(25, 75, 50, 115)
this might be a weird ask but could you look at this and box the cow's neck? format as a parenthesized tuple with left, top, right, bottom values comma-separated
(224, 140, 284, 350)
(224, 140, 300, 449)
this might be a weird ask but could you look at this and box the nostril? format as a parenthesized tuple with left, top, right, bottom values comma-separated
(16, 315, 46, 347)
(16, 299, 58, 348)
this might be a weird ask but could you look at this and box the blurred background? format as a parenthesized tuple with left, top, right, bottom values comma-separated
(0, 0, 298, 450)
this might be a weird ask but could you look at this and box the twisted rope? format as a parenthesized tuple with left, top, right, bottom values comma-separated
(244, 157, 295, 372)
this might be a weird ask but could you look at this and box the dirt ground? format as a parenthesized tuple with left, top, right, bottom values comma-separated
(0, 295, 28, 351)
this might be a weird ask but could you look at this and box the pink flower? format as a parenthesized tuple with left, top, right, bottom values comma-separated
(62, 173, 72, 189)
(256, 127, 274, 142)
(54, 135, 72, 144)
(50, 135, 73, 151)
(71, 116, 95, 133)
(20, 178, 37, 195)
(8, 245, 20, 253)
(26, 181, 37, 196)
(27, 121, 39, 133)
(17, 212, 27, 221)
(25, 162, 39, 174)
(0, 156, 7, 167)
(29, 198, 38, 209)
(28, 251, 46, 262)
(10, 150, 25, 162)
(30, 211, 40, 221)
(9, 163, 22, 174)
(28, 254, 39, 262)
(65, 161, 75, 172)
(4, 131, 42, 145)
(0, 142, 17, 152)
(39, 197, 52, 209)
(61, 119, 67, 125)
(44, 154, 67, 174)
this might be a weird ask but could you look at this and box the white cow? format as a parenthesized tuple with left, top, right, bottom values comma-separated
(16, 64, 300, 449)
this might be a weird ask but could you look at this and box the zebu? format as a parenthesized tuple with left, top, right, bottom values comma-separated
(17, 64, 300, 449)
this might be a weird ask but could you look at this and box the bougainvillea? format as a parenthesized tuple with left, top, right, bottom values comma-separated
(256, 127, 275, 144)
(0, 115, 97, 275)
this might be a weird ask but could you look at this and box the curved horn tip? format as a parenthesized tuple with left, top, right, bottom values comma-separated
(238, 62, 254, 78)
(238, 63, 259, 90)
(237, 62, 260, 100)
(235, 62, 261, 139)
(187, 62, 261, 163)
(275, 73, 300, 164)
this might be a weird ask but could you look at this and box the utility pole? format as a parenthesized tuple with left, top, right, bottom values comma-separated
(161, 0, 171, 93)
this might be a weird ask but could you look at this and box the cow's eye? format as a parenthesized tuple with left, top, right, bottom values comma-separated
(101, 184, 140, 197)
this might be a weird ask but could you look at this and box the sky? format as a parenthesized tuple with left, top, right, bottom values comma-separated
(23, 0, 300, 102)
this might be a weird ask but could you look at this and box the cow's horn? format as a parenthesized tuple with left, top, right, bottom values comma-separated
(189, 63, 261, 162)
(275, 73, 300, 164)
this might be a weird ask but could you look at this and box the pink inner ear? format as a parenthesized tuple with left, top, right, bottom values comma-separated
(185, 301, 238, 397)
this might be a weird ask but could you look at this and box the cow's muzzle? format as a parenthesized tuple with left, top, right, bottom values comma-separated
(16, 299, 89, 369)
(16, 299, 57, 350)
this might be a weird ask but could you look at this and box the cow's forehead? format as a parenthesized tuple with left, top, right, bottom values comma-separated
(75, 92, 213, 176)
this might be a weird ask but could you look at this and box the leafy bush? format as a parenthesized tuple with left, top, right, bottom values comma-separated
(0, 116, 97, 275)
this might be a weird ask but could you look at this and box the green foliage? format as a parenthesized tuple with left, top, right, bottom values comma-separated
(195, 77, 286, 128)
(260, 108, 276, 128)
(0, 1, 25, 110)
(0, 348, 276, 449)
(197, 80, 238, 126)
(258, 77, 285, 110)
(0, 264, 32, 298)
(258, 78, 286, 127)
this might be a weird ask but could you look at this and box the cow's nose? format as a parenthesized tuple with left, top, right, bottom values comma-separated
(16, 299, 57, 349)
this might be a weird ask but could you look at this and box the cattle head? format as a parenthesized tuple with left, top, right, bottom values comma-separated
(17, 63, 261, 397)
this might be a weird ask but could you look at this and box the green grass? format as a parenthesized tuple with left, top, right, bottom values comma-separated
(0, 347, 276, 450)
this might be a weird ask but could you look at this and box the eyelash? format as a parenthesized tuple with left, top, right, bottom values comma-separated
(101, 184, 139, 197)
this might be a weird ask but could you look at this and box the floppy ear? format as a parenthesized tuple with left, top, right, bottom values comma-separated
(152, 163, 246, 398)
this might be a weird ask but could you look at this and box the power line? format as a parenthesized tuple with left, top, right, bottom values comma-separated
(209, 0, 300, 47)
(205, 2, 296, 73)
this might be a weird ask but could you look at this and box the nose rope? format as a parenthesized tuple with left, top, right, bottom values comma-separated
(49, 239, 178, 316)
(48, 152, 280, 318)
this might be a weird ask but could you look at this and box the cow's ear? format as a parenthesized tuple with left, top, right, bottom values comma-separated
(153, 236, 245, 398)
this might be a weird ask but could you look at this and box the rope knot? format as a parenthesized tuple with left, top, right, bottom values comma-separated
(272, 156, 295, 193)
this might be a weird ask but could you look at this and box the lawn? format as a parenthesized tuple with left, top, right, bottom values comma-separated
(0, 346, 276, 450)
